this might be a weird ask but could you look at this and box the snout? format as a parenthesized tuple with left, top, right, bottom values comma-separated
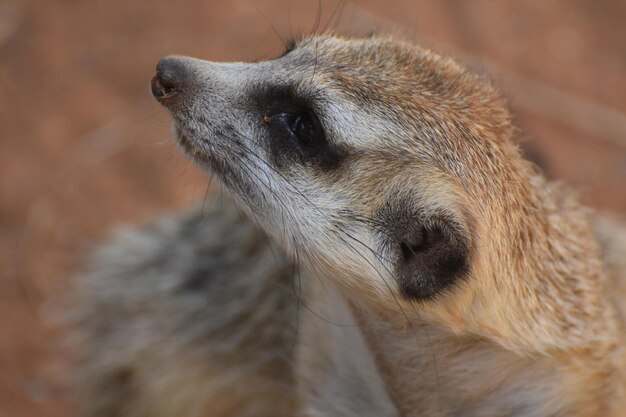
(151, 56, 194, 104)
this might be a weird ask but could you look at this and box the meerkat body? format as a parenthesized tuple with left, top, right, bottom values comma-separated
(75, 35, 626, 416)
(72, 200, 298, 417)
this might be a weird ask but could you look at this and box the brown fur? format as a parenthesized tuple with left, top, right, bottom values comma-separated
(76, 34, 626, 417)
(165, 35, 626, 416)
(300, 37, 626, 416)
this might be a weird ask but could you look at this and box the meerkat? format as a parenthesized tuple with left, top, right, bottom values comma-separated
(75, 35, 626, 416)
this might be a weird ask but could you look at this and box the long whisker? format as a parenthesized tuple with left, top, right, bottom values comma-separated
(251, 3, 287, 51)
(230, 134, 417, 320)
(199, 129, 419, 337)
(231, 151, 358, 328)
(322, 0, 347, 34)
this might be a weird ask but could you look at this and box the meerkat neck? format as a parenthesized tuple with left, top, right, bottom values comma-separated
(347, 295, 619, 417)
(334, 170, 625, 415)
(431, 141, 620, 351)
(483, 172, 620, 351)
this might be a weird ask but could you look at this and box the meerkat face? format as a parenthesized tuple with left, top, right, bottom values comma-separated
(152, 36, 512, 305)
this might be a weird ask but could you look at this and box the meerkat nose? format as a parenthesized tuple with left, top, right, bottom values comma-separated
(151, 56, 191, 100)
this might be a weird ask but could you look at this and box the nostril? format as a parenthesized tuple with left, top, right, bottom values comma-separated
(157, 60, 181, 91)
(152, 57, 190, 99)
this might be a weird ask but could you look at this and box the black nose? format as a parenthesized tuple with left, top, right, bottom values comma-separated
(151, 57, 190, 99)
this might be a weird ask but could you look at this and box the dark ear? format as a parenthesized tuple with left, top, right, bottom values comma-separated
(395, 220, 470, 301)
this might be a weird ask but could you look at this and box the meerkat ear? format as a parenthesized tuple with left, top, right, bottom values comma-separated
(395, 220, 470, 300)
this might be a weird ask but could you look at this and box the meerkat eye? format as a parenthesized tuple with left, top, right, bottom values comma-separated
(260, 88, 347, 171)
(275, 111, 324, 149)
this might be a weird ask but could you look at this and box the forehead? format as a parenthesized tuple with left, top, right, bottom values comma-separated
(283, 37, 419, 71)
(280, 37, 462, 87)
(269, 37, 483, 117)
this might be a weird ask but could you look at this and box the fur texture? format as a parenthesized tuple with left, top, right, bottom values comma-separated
(72, 200, 297, 417)
(75, 35, 626, 416)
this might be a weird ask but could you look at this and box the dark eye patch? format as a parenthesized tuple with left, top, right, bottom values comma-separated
(251, 84, 349, 173)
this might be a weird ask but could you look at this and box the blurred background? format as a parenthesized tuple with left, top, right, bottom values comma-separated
(1, 0, 625, 415)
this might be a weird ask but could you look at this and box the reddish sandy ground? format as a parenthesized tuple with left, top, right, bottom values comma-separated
(1, 1, 625, 415)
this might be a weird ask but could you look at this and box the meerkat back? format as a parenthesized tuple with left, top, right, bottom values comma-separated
(72, 198, 298, 417)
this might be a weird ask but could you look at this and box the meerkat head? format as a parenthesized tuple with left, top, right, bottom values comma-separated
(152, 36, 609, 351)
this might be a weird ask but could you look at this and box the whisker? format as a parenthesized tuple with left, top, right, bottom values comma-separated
(225, 134, 417, 333)
(199, 131, 419, 336)
(322, 0, 347, 34)
(251, 3, 287, 51)
(200, 174, 215, 221)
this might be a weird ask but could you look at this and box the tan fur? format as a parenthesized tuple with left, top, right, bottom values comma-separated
(76, 34, 626, 416)
(275, 37, 626, 415)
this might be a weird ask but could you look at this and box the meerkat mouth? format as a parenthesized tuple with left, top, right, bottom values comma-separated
(175, 129, 197, 156)
(173, 123, 261, 204)
(173, 126, 211, 167)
